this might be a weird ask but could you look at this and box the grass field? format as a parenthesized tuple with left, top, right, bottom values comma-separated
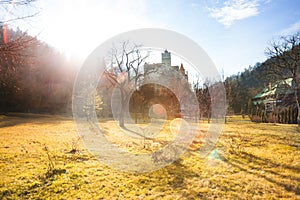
(0, 114, 299, 199)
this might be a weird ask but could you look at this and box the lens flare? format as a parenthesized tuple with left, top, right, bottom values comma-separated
(170, 118, 184, 136)
(3, 0, 16, 44)
(150, 104, 166, 118)
(208, 148, 220, 160)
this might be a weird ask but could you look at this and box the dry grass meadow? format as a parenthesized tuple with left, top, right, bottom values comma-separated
(0, 114, 299, 199)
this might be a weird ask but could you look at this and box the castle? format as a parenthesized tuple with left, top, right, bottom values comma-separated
(144, 50, 188, 81)
(128, 50, 192, 119)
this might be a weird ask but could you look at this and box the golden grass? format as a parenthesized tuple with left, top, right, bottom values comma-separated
(0, 114, 299, 199)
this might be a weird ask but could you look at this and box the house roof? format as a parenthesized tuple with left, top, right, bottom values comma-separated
(252, 78, 294, 101)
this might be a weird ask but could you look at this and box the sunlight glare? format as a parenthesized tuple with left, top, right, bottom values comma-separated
(39, 0, 154, 62)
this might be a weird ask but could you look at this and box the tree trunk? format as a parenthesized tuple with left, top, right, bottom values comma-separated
(293, 88, 300, 127)
(208, 112, 211, 123)
(297, 107, 300, 127)
(134, 94, 138, 124)
(119, 107, 125, 128)
(119, 91, 125, 128)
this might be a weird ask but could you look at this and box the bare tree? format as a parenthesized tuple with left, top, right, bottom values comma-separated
(0, 0, 39, 23)
(0, 0, 40, 79)
(0, 0, 40, 55)
(194, 79, 212, 123)
(265, 32, 300, 125)
(104, 41, 148, 128)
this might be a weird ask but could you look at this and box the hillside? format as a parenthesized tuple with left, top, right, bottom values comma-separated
(225, 43, 300, 115)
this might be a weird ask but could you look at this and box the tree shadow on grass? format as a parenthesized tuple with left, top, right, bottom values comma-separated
(122, 127, 151, 139)
(239, 151, 300, 173)
(0, 116, 29, 128)
(8, 153, 92, 199)
(0, 113, 72, 128)
(126, 158, 205, 198)
(224, 150, 300, 195)
(255, 133, 300, 148)
(166, 158, 197, 188)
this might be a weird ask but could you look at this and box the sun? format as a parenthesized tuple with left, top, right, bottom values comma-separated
(38, 0, 153, 62)
(39, 1, 107, 61)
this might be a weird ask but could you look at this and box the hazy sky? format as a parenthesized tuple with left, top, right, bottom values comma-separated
(3, 0, 300, 77)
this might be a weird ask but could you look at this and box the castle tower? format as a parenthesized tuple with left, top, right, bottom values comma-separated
(180, 63, 185, 74)
(161, 50, 171, 67)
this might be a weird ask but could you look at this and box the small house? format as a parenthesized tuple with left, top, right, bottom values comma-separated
(250, 78, 298, 123)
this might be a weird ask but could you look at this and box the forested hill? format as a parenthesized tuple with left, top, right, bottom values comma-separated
(225, 43, 300, 114)
(0, 26, 77, 114)
(225, 62, 264, 114)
